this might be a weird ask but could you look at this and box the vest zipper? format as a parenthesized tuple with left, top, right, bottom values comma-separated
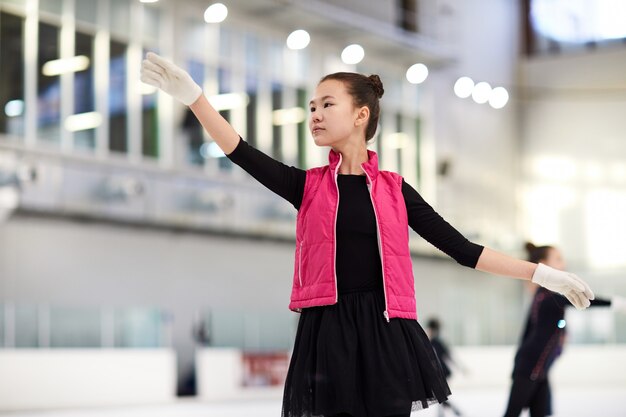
(298, 241, 304, 287)
(332, 155, 342, 304)
(363, 170, 390, 323)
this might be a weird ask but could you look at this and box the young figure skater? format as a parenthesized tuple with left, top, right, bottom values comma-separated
(426, 318, 464, 417)
(503, 243, 626, 417)
(140, 52, 595, 417)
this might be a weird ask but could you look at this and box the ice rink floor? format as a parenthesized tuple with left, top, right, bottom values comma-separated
(2, 386, 625, 417)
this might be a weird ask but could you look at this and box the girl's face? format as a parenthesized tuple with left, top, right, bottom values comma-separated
(542, 248, 566, 271)
(308, 79, 367, 148)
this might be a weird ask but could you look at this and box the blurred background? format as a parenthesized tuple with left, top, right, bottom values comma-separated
(0, 0, 625, 416)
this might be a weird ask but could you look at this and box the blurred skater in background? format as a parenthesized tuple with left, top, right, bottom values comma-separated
(503, 242, 626, 417)
(426, 317, 465, 417)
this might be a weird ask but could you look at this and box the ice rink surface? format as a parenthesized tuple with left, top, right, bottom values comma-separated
(2, 386, 625, 417)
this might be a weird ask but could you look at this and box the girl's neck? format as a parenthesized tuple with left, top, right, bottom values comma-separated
(333, 140, 369, 175)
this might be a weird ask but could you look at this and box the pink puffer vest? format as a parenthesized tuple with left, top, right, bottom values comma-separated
(288, 148, 417, 321)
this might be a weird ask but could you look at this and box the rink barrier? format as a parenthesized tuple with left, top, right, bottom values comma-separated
(1, 345, 624, 409)
(195, 345, 626, 400)
(0, 349, 177, 411)
(449, 345, 626, 388)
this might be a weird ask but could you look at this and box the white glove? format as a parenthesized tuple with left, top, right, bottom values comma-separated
(531, 263, 595, 310)
(611, 296, 626, 313)
(140, 52, 202, 106)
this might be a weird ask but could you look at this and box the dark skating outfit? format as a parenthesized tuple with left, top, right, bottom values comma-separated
(504, 287, 611, 417)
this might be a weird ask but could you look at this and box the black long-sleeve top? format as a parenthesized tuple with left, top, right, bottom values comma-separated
(513, 287, 611, 380)
(226, 137, 484, 293)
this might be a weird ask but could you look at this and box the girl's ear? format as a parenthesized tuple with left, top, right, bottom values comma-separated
(355, 105, 370, 127)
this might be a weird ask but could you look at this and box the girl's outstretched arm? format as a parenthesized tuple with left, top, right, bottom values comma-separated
(140, 52, 239, 154)
(475, 247, 536, 280)
(475, 247, 594, 309)
(402, 180, 592, 309)
(140, 52, 306, 209)
(188, 94, 239, 155)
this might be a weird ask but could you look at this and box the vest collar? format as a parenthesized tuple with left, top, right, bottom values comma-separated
(328, 148, 380, 182)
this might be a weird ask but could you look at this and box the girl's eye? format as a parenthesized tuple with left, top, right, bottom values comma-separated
(310, 103, 332, 112)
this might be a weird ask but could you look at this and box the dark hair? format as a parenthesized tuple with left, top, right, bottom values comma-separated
(524, 242, 553, 264)
(426, 317, 440, 331)
(319, 72, 384, 142)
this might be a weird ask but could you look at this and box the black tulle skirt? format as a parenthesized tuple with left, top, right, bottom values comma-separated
(282, 289, 451, 417)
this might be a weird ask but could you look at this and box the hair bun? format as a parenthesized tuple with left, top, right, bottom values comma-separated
(367, 74, 384, 98)
(524, 242, 536, 253)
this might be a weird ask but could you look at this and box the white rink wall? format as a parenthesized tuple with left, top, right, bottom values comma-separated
(449, 345, 626, 389)
(0, 349, 177, 411)
(192, 345, 626, 401)
(0, 345, 624, 411)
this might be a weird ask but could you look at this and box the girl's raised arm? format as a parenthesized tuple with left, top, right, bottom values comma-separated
(140, 52, 239, 155)
(140, 52, 306, 209)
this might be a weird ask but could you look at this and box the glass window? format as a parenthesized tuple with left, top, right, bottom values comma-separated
(39, 0, 62, 15)
(15, 305, 38, 348)
(50, 307, 101, 348)
(374, 110, 383, 159)
(387, 77, 402, 105)
(256, 312, 295, 350)
(37, 21, 61, 144)
(293, 49, 310, 84)
(219, 25, 232, 60)
(0, 0, 27, 8)
(75, 0, 98, 25)
(269, 40, 283, 81)
(396, 113, 404, 173)
(187, 60, 204, 97)
(414, 116, 421, 186)
(0, 11, 25, 137)
(183, 59, 205, 166)
(74, 31, 96, 150)
(216, 67, 233, 171)
(271, 82, 282, 159)
(114, 308, 163, 348)
(141, 96, 158, 157)
(217, 66, 231, 121)
(531, 0, 626, 43)
(110, 0, 129, 38)
(527, 0, 626, 54)
(210, 310, 245, 348)
(199, 309, 297, 350)
(109, 39, 127, 153)
(297, 87, 307, 168)
(245, 73, 258, 148)
(142, 51, 158, 158)
(245, 32, 260, 71)
(397, 0, 418, 32)
(143, 4, 160, 43)
(184, 19, 205, 56)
